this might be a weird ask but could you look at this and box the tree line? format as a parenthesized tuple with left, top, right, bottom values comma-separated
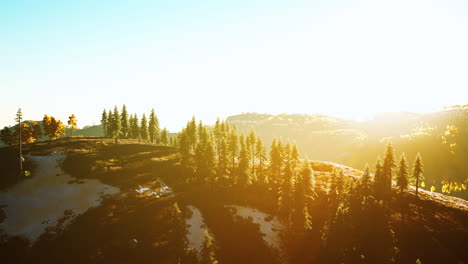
(100, 105, 171, 145)
(0, 109, 75, 146)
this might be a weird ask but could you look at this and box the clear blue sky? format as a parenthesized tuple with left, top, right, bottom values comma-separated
(1, 0, 467, 131)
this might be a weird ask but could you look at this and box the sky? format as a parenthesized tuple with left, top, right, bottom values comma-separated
(1, 0, 467, 131)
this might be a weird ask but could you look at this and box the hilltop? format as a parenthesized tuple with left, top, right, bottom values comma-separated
(1, 138, 467, 264)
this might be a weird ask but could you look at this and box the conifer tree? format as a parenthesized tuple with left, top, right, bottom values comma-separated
(397, 153, 409, 193)
(237, 134, 250, 186)
(194, 125, 216, 186)
(373, 157, 384, 198)
(140, 114, 149, 142)
(187, 116, 197, 151)
(278, 161, 293, 220)
(227, 127, 239, 176)
(15, 108, 23, 179)
(412, 153, 424, 197)
(148, 108, 160, 144)
(290, 143, 300, 171)
(247, 129, 256, 175)
(255, 136, 267, 184)
(269, 138, 282, 185)
(359, 164, 372, 196)
(101, 109, 108, 137)
(110, 106, 122, 144)
(178, 129, 193, 175)
(328, 169, 345, 203)
(218, 137, 229, 177)
(121, 104, 130, 138)
(160, 128, 169, 146)
(199, 231, 219, 264)
(107, 109, 113, 137)
(382, 143, 396, 193)
(292, 160, 314, 231)
(130, 114, 140, 139)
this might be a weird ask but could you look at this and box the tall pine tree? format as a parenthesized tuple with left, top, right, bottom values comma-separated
(412, 153, 424, 197)
(148, 108, 160, 144)
(140, 114, 149, 142)
(397, 153, 409, 193)
(121, 104, 130, 138)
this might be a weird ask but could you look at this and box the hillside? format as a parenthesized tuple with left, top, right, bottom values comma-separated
(226, 107, 468, 199)
(1, 138, 467, 264)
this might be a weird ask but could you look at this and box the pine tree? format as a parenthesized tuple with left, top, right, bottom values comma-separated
(110, 106, 122, 144)
(160, 128, 169, 145)
(101, 109, 108, 137)
(178, 129, 193, 175)
(396, 153, 409, 193)
(359, 164, 372, 196)
(290, 143, 300, 171)
(200, 231, 219, 264)
(255, 136, 267, 184)
(227, 127, 239, 177)
(121, 104, 130, 138)
(269, 138, 282, 185)
(292, 160, 314, 231)
(187, 116, 197, 151)
(382, 143, 396, 194)
(412, 153, 424, 197)
(148, 108, 160, 144)
(130, 114, 140, 139)
(373, 157, 384, 198)
(247, 129, 256, 175)
(107, 109, 113, 138)
(328, 169, 345, 203)
(140, 114, 149, 142)
(218, 137, 228, 178)
(237, 134, 250, 186)
(278, 161, 293, 220)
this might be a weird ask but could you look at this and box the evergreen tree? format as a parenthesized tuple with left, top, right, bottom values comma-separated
(194, 125, 216, 186)
(160, 128, 169, 146)
(412, 153, 424, 197)
(382, 143, 396, 194)
(247, 129, 256, 175)
(269, 138, 282, 185)
(373, 157, 384, 198)
(328, 169, 345, 203)
(187, 116, 197, 151)
(107, 109, 114, 138)
(179, 129, 193, 176)
(110, 106, 122, 144)
(121, 104, 130, 138)
(140, 114, 149, 142)
(396, 153, 409, 193)
(218, 137, 229, 178)
(237, 134, 250, 186)
(130, 114, 140, 139)
(199, 231, 219, 264)
(290, 143, 300, 171)
(148, 108, 160, 144)
(292, 160, 314, 231)
(278, 161, 293, 220)
(101, 109, 108, 137)
(255, 136, 267, 184)
(227, 127, 239, 176)
(359, 164, 372, 197)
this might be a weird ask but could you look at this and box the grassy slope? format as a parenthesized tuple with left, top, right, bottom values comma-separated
(1, 138, 467, 264)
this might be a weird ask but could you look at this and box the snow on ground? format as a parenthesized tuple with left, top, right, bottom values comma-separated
(226, 205, 285, 251)
(185, 205, 212, 252)
(0, 152, 119, 243)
